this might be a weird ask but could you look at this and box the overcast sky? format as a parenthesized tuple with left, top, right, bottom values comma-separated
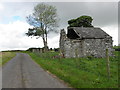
(0, 1, 119, 51)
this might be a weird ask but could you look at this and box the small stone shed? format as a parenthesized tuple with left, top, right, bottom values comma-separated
(27, 48, 43, 53)
(59, 27, 113, 58)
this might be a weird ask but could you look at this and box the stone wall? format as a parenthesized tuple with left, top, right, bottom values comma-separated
(32, 48, 43, 53)
(60, 29, 84, 58)
(63, 39, 84, 58)
(59, 29, 66, 54)
(27, 48, 43, 53)
(83, 38, 113, 58)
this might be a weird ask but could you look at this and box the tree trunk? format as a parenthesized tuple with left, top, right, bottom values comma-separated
(41, 24, 48, 52)
(42, 36, 48, 52)
(44, 27, 48, 52)
(44, 41, 48, 52)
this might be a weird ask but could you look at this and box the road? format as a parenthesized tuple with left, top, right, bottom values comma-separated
(2, 53, 69, 88)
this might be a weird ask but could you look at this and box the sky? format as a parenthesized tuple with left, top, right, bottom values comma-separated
(0, 1, 119, 51)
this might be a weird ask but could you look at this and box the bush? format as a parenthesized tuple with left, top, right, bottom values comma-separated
(68, 15, 93, 27)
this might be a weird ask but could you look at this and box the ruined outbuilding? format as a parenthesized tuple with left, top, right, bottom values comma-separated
(59, 27, 113, 58)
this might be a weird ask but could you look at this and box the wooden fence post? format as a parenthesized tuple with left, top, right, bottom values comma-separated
(75, 49, 79, 68)
(106, 48, 110, 80)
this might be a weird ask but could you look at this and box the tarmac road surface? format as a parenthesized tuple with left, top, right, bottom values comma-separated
(2, 53, 69, 88)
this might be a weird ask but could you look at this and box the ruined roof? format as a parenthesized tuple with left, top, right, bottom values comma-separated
(67, 27, 111, 39)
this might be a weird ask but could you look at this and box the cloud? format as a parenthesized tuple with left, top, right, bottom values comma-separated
(0, 3, 4, 10)
(0, 2, 37, 24)
(101, 24, 118, 45)
(48, 35, 60, 48)
(48, 2, 118, 28)
(0, 20, 44, 51)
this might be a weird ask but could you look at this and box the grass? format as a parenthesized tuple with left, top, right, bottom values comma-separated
(113, 46, 120, 49)
(0, 52, 2, 66)
(0, 51, 16, 66)
(27, 51, 119, 88)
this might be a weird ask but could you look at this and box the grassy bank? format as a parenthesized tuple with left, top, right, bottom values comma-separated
(28, 51, 118, 88)
(0, 52, 16, 66)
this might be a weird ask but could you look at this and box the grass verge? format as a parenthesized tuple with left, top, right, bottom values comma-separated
(0, 51, 16, 66)
(27, 51, 118, 88)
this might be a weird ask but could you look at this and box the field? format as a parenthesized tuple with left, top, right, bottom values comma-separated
(0, 51, 16, 66)
(0, 52, 2, 66)
(28, 51, 119, 88)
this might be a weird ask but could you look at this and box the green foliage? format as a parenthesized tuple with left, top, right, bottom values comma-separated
(26, 28, 43, 37)
(68, 15, 93, 27)
(26, 3, 58, 37)
(27, 51, 118, 88)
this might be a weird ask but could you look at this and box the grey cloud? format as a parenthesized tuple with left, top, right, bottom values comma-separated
(47, 2, 118, 28)
(1, 2, 117, 27)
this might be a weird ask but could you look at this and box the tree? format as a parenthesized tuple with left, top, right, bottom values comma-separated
(68, 15, 93, 27)
(26, 3, 58, 52)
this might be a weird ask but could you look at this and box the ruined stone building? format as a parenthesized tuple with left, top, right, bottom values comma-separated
(27, 48, 43, 53)
(59, 27, 113, 58)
